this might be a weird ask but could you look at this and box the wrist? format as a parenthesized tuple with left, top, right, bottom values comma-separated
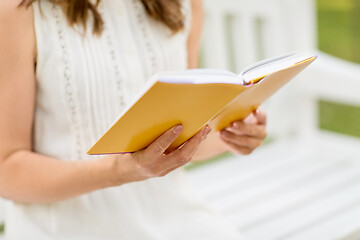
(101, 153, 134, 187)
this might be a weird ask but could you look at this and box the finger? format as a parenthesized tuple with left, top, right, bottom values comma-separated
(243, 112, 258, 125)
(163, 126, 210, 170)
(177, 126, 210, 156)
(226, 121, 267, 139)
(220, 130, 263, 149)
(146, 125, 183, 155)
(254, 108, 267, 125)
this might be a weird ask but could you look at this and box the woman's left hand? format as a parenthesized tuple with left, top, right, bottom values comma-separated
(219, 109, 267, 155)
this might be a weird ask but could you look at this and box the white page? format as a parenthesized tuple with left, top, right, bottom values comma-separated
(240, 52, 316, 84)
(157, 69, 242, 84)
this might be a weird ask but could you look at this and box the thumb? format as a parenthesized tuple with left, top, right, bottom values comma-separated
(243, 112, 257, 125)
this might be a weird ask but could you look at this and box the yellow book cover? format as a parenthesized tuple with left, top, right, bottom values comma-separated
(87, 52, 317, 155)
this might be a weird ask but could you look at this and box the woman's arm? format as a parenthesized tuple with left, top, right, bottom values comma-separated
(187, 0, 267, 161)
(187, 0, 204, 69)
(0, 0, 209, 204)
(0, 0, 117, 203)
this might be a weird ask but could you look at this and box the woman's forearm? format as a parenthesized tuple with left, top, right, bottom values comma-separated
(0, 150, 119, 203)
(0, 125, 211, 204)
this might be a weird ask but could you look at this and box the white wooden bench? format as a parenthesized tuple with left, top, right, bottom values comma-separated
(189, 133, 360, 240)
(188, 0, 360, 239)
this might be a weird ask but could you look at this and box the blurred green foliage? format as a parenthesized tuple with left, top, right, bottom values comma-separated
(317, 0, 360, 137)
(317, 0, 360, 63)
(319, 100, 360, 138)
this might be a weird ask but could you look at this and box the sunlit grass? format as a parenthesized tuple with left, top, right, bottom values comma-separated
(317, 0, 360, 63)
(317, 0, 360, 136)
(319, 100, 360, 138)
(317, 0, 353, 10)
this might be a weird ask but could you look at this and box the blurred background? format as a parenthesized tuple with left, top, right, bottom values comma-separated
(189, 0, 360, 165)
(317, 0, 360, 138)
(318, 0, 360, 63)
(188, 0, 360, 239)
(201, 0, 360, 140)
(1, 0, 360, 239)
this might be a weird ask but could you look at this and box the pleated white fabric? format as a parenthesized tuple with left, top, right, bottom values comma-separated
(5, 0, 240, 239)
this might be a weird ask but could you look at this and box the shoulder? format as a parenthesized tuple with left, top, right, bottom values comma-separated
(189, 0, 203, 24)
(0, 0, 36, 62)
(190, 0, 203, 14)
(0, 0, 32, 22)
(190, 0, 203, 8)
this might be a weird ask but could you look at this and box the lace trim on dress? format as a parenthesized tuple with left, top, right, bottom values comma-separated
(99, 2, 128, 107)
(53, 5, 82, 159)
(131, 0, 157, 76)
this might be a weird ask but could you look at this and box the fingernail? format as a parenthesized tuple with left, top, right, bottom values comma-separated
(202, 126, 211, 139)
(173, 125, 183, 135)
(231, 122, 239, 129)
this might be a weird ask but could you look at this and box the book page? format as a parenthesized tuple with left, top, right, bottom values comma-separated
(240, 52, 316, 84)
(157, 69, 243, 84)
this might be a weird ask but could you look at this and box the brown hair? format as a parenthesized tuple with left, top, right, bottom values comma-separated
(20, 0, 185, 35)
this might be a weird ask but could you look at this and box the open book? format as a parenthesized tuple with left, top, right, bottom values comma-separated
(87, 52, 317, 154)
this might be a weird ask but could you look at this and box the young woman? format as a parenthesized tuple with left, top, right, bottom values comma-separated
(0, 0, 266, 239)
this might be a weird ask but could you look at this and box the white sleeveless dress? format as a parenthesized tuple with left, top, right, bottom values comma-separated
(5, 0, 241, 239)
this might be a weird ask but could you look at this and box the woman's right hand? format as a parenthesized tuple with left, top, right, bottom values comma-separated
(107, 125, 211, 186)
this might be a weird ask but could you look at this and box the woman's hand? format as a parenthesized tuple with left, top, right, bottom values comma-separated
(109, 125, 211, 185)
(219, 109, 267, 155)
